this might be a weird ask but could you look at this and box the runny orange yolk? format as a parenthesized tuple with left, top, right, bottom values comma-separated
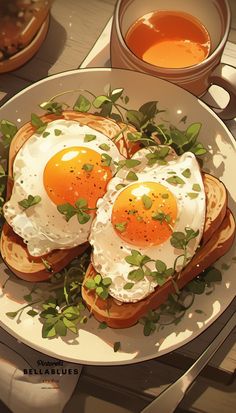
(111, 182, 178, 247)
(43, 146, 112, 209)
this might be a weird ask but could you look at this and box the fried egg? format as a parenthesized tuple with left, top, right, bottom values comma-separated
(89, 148, 206, 303)
(4, 119, 124, 256)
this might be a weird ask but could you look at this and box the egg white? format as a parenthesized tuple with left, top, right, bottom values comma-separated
(4, 119, 124, 256)
(89, 149, 206, 303)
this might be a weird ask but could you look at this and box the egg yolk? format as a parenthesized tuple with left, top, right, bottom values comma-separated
(111, 182, 177, 247)
(43, 146, 112, 209)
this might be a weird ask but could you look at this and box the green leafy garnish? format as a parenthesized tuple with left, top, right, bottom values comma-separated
(123, 282, 134, 290)
(142, 194, 153, 210)
(145, 146, 170, 166)
(82, 163, 94, 172)
(125, 250, 173, 285)
(192, 183, 201, 192)
(126, 171, 138, 181)
(115, 158, 141, 173)
(115, 183, 126, 191)
(128, 268, 145, 281)
(170, 228, 199, 250)
(110, 88, 124, 102)
(187, 192, 199, 199)
(31, 113, 48, 133)
(140, 291, 193, 335)
(126, 101, 159, 129)
(126, 110, 145, 129)
(85, 275, 112, 300)
(93, 95, 111, 108)
(141, 310, 160, 336)
(5, 251, 91, 338)
(39, 101, 64, 115)
(127, 131, 142, 142)
(168, 123, 204, 155)
(101, 153, 112, 166)
(114, 222, 127, 232)
(40, 300, 85, 338)
(170, 227, 199, 274)
(6, 311, 19, 319)
(99, 143, 110, 151)
(27, 310, 38, 317)
(152, 211, 171, 224)
(57, 198, 96, 224)
(0, 120, 18, 146)
(18, 195, 41, 210)
(125, 250, 150, 267)
(124, 159, 141, 168)
(84, 134, 96, 142)
(74, 95, 91, 112)
(182, 168, 191, 178)
(54, 129, 62, 136)
(43, 131, 50, 138)
(166, 176, 185, 185)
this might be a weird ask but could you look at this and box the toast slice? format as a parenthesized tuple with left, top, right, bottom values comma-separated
(81, 171, 234, 328)
(82, 208, 235, 328)
(202, 173, 227, 244)
(0, 111, 132, 281)
(0, 222, 89, 282)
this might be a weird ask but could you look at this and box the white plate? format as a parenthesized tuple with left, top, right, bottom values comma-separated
(0, 68, 235, 365)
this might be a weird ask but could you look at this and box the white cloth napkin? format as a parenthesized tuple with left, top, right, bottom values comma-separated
(0, 327, 82, 413)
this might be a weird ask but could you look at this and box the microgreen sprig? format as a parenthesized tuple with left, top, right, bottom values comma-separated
(152, 211, 172, 225)
(171, 228, 199, 272)
(0, 120, 18, 147)
(124, 250, 174, 286)
(85, 274, 112, 300)
(40, 297, 86, 338)
(145, 146, 170, 166)
(31, 113, 48, 134)
(18, 194, 41, 210)
(57, 198, 97, 224)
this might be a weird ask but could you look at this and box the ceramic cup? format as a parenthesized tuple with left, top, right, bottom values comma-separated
(111, 0, 236, 120)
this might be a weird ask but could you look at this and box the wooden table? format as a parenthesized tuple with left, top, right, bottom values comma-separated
(0, 1, 236, 412)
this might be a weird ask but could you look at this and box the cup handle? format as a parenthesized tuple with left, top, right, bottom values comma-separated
(207, 63, 236, 120)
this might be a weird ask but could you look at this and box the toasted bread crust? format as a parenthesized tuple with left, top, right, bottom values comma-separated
(202, 173, 227, 244)
(1, 111, 132, 281)
(82, 209, 235, 328)
(0, 223, 89, 282)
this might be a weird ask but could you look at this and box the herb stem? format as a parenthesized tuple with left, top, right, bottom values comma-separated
(48, 89, 96, 103)
(155, 125, 169, 143)
(171, 278, 180, 295)
(114, 102, 129, 111)
(63, 271, 70, 306)
(112, 124, 128, 142)
(113, 103, 125, 122)
(173, 254, 185, 272)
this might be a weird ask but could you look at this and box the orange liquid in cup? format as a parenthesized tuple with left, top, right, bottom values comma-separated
(125, 11, 211, 69)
